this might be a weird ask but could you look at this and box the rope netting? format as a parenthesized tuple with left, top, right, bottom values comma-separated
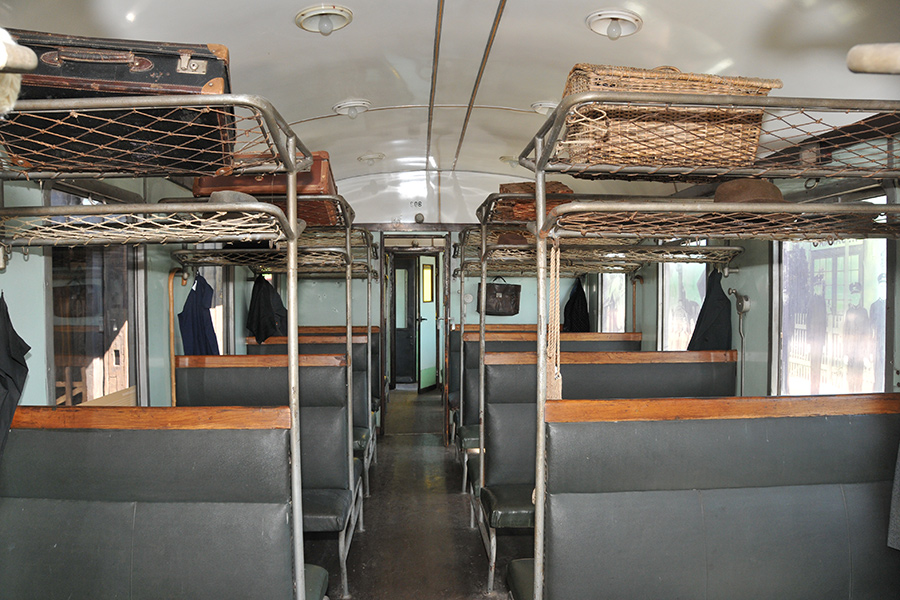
(547, 238, 562, 400)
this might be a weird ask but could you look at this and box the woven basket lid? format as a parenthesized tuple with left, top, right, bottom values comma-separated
(714, 178, 784, 203)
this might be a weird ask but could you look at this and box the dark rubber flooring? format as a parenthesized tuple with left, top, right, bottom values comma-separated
(304, 387, 532, 599)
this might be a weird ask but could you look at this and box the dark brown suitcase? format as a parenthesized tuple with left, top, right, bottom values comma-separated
(193, 151, 341, 226)
(0, 29, 233, 175)
(192, 151, 337, 197)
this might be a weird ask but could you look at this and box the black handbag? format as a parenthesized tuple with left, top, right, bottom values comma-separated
(478, 277, 521, 316)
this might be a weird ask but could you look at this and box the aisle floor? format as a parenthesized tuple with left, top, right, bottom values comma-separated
(304, 387, 531, 599)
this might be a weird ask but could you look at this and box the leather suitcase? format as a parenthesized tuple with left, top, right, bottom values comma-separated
(1, 29, 233, 174)
(193, 151, 341, 226)
(192, 151, 337, 197)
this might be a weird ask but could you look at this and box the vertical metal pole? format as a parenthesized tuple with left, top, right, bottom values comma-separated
(884, 180, 898, 392)
(478, 222, 488, 490)
(346, 222, 355, 492)
(458, 268, 466, 434)
(533, 136, 547, 600)
(286, 139, 306, 600)
(366, 235, 374, 447)
(443, 234, 452, 446)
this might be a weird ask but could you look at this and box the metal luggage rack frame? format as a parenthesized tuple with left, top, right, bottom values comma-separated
(466, 206, 745, 272)
(0, 92, 316, 600)
(0, 201, 297, 247)
(523, 91, 900, 600)
(520, 91, 900, 181)
(0, 94, 310, 179)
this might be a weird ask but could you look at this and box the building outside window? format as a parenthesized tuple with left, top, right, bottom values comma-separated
(600, 272, 626, 333)
(781, 235, 886, 394)
(661, 261, 707, 350)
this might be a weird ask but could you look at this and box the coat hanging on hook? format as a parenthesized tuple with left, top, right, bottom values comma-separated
(687, 269, 732, 351)
(0, 292, 30, 459)
(177, 273, 220, 355)
(563, 275, 590, 332)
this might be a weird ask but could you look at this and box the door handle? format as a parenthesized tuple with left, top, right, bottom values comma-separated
(416, 316, 427, 323)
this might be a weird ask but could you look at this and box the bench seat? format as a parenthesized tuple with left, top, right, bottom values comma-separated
(480, 484, 534, 529)
(540, 396, 900, 599)
(305, 564, 330, 600)
(353, 425, 370, 452)
(506, 558, 534, 600)
(303, 488, 354, 532)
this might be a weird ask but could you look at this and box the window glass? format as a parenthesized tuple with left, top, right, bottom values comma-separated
(51, 190, 137, 405)
(601, 273, 625, 333)
(662, 262, 707, 350)
(781, 236, 886, 394)
(395, 268, 408, 326)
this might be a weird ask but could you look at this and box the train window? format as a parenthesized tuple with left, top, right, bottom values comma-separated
(780, 199, 887, 394)
(661, 261, 707, 350)
(50, 190, 138, 406)
(600, 273, 625, 333)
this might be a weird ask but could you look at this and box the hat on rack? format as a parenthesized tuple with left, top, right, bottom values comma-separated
(714, 178, 784, 203)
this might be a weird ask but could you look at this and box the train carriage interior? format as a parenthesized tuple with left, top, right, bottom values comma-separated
(1, 1, 900, 599)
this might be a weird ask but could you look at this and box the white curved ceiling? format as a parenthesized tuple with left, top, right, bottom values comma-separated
(3, 0, 899, 222)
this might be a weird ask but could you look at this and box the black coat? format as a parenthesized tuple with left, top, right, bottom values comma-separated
(687, 270, 732, 351)
(0, 293, 30, 459)
(177, 273, 220, 355)
(563, 277, 590, 332)
(247, 275, 288, 344)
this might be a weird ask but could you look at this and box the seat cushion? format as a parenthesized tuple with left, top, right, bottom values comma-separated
(304, 564, 329, 600)
(353, 426, 370, 453)
(480, 484, 535, 529)
(458, 424, 479, 450)
(466, 453, 481, 496)
(506, 558, 534, 600)
(302, 488, 352, 532)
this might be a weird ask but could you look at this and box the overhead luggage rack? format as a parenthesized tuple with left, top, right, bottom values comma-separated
(0, 200, 296, 247)
(0, 94, 310, 178)
(540, 199, 900, 242)
(521, 92, 900, 181)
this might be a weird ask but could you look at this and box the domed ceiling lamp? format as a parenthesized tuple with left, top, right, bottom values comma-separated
(585, 8, 642, 41)
(333, 98, 371, 119)
(530, 101, 558, 116)
(295, 5, 353, 36)
(358, 152, 384, 166)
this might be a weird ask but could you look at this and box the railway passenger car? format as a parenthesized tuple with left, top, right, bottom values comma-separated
(1, 1, 900, 599)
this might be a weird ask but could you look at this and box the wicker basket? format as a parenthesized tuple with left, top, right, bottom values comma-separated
(560, 64, 782, 167)
(498, 181, 573, 194)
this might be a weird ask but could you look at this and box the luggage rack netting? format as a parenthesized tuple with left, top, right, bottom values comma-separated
(455, 258, 639, 278)
(297, 227, 371, 258)
(523, 92, 900, 180)
(0, 95, 298, 178)
(485, 243, 743, 266)
(547, 202, 900, 242)
(0, 202, 292, 247)
(171, 248, 375, 278)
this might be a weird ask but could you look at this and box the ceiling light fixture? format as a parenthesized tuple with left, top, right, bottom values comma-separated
(530, 101, 558, 116)
(295, 5, 353, 36)
(333, 98, 371, 119)
(358, 152, 385, 166)
(585, 9, 642, 41)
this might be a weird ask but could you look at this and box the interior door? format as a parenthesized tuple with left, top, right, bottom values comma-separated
(418, 255, 437, 391)
(393, 256, 417, 384)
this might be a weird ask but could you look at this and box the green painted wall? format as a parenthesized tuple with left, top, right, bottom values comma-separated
(3, 182, 49, 406)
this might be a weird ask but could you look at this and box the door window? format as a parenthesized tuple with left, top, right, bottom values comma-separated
(51, 190, 137, 405)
